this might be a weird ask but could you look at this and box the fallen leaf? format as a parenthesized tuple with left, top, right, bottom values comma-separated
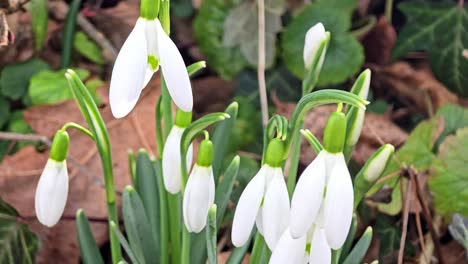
(361, 16, 397, 65)
(0, 79, 160, 262)
(371, 62, 459, 114)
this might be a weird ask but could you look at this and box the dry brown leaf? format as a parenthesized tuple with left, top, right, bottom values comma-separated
(0, 81, 160, 262)
(362, 16, 397, 65)
(273, 98, 407, 166)
(192, 77, 234, 117)
(371, 62, 459, 114)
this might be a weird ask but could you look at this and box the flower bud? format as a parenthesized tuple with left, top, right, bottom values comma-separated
(353, 144, 394, 209)
(302, 23, 330, 94)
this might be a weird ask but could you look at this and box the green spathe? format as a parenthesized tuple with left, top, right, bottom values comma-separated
(323, 111, 346, 153)
(175, 109, 192, 128)
(265, 138, 285, 167)
(197, 139, 214, 167)
(50, 130, 70, 162)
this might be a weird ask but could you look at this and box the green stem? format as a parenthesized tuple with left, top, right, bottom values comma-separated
(61, 122, 94, 140)
(155, 97, 164, 157)
(156, 162, 169, 264)
(159, 0, 170, 34)
(167, 193, 181, 264)
(385, 0, 393, 24)
(140, 0, 159, 19)
(161, 76, 173, 139)
(107, 202, 121, 263)
(286, 124, 302, 197)
(181, 226, 190, 264)
(249, 233, 267, 264)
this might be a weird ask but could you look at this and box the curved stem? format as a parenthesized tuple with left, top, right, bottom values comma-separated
(61, 122, 94, 140)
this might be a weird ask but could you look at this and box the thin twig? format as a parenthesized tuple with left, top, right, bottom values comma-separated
(257, 0, 268, 128)
(0, 132, 50, 145)
(412, 176, 429, 264)
(398, 174, 412, 264)
(411, 169, 445, 264)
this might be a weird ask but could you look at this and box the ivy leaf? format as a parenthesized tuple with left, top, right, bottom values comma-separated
(223, 2, 282, 68)
(429, 127, 468, 216)
(0, 198, 39, 263)
(28, 68, 90, 105)
(0, 97, 10, 128)
(435, 104, 468, 146)
(316, 0, 357, 14)
(0, 59, 50, 100)
(193, 0, 248, 79)
(74, 31, 105, 65)
(393, 1, 468, 96)
(281, 3, 364, 86)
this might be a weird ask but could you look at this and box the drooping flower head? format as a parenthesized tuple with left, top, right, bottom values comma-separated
(231, 138, 289, 250)
(109, 15, 192, 118)
(162, 110, 193, 194)
(183, 138, 215, 233)
(35, 130, 70, 227)
(289, 110, 354, 250)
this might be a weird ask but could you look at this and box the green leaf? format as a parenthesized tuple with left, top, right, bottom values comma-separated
(211, 102, 238, 177)
(74, 31, 105, 64)
(61, 0, 81, 68)
(375, 216, 414, 262)
(76, 209, 105, 264)
(316, 0, 357, 13)
(122, 186, 158, 264)
(29, 68, 90, 105)
(223, 2, 282, 68)
(193, 0, 248, 79)
(134, 150, 160, 258)
(0, 198, 39, 264)
(29, 0, 48, 51)
(0, 59, 50, 100)
(281, 3, 364, 86)
(111, 221, 140, 264)
(435, 104, 468, 146)
(392, 1, 468, 96)
(429, 127, 468, 216)
(206, 205, 217, 264)
(342, 227, 373, 264)
(0, 97, 10, 128)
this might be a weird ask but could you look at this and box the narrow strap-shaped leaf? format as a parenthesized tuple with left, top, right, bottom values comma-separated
(338, 214, 357, 263)
(76, 209, 104, 264)
(153, 161, 169, 264)
(110, 221, 139, 264)
(206, 205, 217, 264)
(211, 102, 238, 177)
(187, 61, 206, 76)
(342, 227, 373, 264)
(214, 156, 240, 227)
(134, 150, 161, 258)
(122, 186, 158, 264)
(60, 0, 81, 68)
(226, 241, 251, 264)
(128, 150, 136, 186)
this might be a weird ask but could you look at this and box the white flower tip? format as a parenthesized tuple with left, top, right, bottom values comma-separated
(303, 22, 328, 68)
(364, 144, 394, 182)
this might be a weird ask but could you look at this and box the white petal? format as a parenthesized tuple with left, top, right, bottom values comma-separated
(289, 152, 326, 238)
(255, 207, 264, 235)
(183, 165, 214, 233)
(323, 151, 339, 183)
(303, 23, 326, 69)
(231, 167, 266, 247)
(323, 154, 354, 249)
(269, 228, 307, 264)
(109, 18, 148, 118)
(309, 227, 331, 264)
(143, 66, 156, 89)
(35, 159, 69, 227)
(162, 126, 185, 194)
(262, 168, 290, 250)
(155, 20, 193, 112)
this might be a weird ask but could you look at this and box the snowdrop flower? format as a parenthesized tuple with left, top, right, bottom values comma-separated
(183, 139, 215, 233)
(35, 130, 70, 227)
(302, 23, 330, 94)
(109, 17, 192, 118)
(290, 111, 353, 249)
(162, 110, 193, 194)
(232, 139, 289, 250)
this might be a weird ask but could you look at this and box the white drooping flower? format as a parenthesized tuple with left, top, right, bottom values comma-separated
(162, 125, 193, 194)
(270, 225, 331, 264)
(110, 18, 192, 118)
(303, 22, 328, 70)
(231, 163, 290, 250)
(35, 159, 69, 227)
(183, 164, 215, 233)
